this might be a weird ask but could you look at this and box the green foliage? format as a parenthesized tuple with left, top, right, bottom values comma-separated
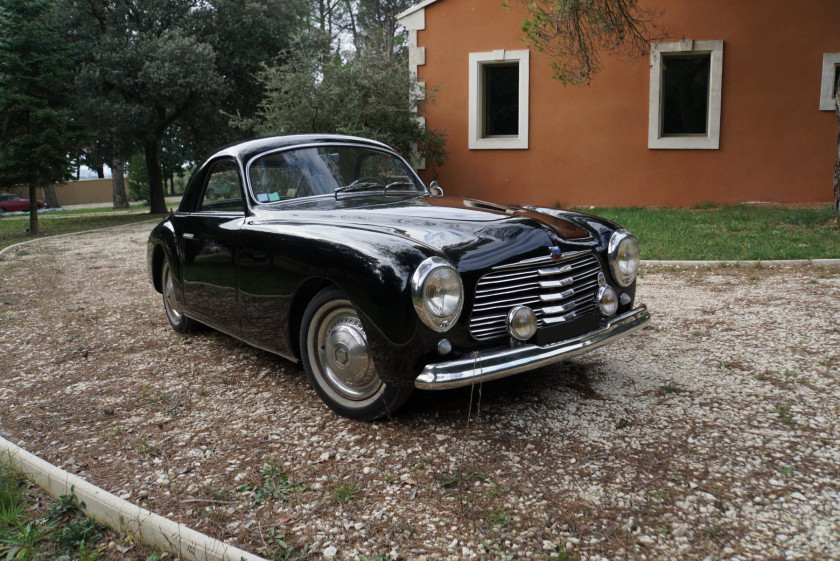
(55, 517, 104, 550)
(47, 491, 82, 521)
(238, 44, 447, 169)
(0, 0, 78, 185)
(257, 529, 311, 561)
(69, 0, 305, 213)
(0, 471, 108, 560)
(0, 0, 81, 215)
(514, 0, 661, 83)
(0, 464, 27, 527)
(127, 153, 151, 202)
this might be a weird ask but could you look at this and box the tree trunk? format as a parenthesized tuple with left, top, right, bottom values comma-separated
(42, 183, 59, 208)
(111, 159, 129, 209)
(28, 184, 39, 235)
(97, 165, 105, 179)
(144, 137, 167, 214)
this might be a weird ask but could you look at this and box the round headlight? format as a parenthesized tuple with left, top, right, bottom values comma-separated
(596, 286, 618, 316)
(608, 230, 640, 287)
(411, 256, 463, 332)
(507, 305, 537, 341)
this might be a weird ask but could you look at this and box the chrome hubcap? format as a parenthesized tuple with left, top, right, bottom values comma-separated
(163, 265, 183, 323)
(314, 304, 381, 401)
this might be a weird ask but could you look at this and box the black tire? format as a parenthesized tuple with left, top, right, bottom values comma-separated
(161, 260, 194, 333)
(300, 287, 412, 421)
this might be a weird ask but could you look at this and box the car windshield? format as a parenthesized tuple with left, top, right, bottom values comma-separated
(0, 194, 20, 201)
(248, 145, 424, 203)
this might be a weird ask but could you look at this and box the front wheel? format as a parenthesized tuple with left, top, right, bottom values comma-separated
(300, 287, 412, 421)
(161, 260, 194, 333)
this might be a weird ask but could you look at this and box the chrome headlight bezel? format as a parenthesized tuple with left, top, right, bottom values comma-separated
(411, 256, 464, 332)
(608, 230, 640, 287)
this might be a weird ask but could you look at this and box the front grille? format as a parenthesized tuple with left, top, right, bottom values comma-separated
(469, 252, 602, 341)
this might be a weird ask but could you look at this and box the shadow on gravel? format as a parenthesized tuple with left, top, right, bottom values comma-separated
(400, 359, 607, 423)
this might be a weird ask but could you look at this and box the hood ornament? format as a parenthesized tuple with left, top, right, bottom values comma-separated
(550, 247, 563, 261)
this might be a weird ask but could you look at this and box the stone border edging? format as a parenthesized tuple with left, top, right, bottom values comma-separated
(0, 435, 268, 561)
(641, 258, 840, 267)
(0, 219, 159, 260)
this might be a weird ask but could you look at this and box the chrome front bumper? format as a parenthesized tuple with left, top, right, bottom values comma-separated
(414, 305, 651, 390)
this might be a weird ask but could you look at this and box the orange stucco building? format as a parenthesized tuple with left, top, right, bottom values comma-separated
(398, 0, 840, 207)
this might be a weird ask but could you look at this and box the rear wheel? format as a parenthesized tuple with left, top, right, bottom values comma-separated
(300, 287, 412, 420)
(161, 261, 194, 333)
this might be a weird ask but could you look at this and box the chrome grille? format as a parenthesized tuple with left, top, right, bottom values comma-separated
(469, 253, 602, 341)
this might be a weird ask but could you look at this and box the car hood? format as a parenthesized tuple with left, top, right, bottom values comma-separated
(251, 195, 613, 273)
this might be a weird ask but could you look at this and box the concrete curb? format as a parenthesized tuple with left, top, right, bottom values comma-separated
(0, 219, 158, 260)
(641, 258, 840, 267)
(0, 435, 268, 561)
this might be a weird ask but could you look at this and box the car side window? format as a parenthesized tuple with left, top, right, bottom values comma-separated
(198, 160, 244, 213)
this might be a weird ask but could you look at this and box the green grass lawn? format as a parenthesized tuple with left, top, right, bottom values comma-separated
(49, 202, 152, 215)
(1, 204, 838, 260)
(0, 213, 163, 251)
(581, 205, 840, 260)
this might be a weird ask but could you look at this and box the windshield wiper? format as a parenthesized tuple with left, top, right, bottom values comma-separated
(382, 181, 415, 195)
(334, 181, 382, 199)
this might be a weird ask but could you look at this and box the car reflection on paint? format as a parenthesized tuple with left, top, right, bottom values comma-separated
(147, 135, 650, 420)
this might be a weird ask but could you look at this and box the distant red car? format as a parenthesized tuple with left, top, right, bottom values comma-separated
(0, 193, 45, 213)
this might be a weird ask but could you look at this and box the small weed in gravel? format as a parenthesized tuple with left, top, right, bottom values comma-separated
(330, 481, 360, 504)
(658, 384, 685, 395)
(257, 528, 312, 561)
(237, 460, 309, 506)
(776, 465, 796, 477)
(775, 404, 795, 425)
(440, 470, 488, 489)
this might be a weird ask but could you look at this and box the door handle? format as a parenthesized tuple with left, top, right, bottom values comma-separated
(183, 233, 195, 240)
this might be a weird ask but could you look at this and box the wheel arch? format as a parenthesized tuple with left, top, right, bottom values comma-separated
(288, 277, 335, 360)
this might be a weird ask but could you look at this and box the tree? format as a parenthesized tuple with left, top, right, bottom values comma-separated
(0, 0, 80, 234)
(515, 0, 662, 83)
(69, 0, 306, 214)
(237, 45, 447, 169)
(349, 0, 415, 58)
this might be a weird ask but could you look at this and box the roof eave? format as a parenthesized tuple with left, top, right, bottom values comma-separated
(396, 0, 440, 22)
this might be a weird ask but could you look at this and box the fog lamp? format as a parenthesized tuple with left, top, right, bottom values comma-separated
(507, 305, 537, 341)
(597, 286, 618, 316)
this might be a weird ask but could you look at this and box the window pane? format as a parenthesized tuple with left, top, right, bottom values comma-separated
(200, 161, 242, 212)
(249, 146, 422, 202)
(483, 63, 519, 136)
(834, 65, 840, 98)
(661, 55, 711, 135)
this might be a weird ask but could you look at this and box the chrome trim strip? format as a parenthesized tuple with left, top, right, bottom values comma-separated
(490, 249, 592, 271)
(539, 277, 574, 289)
(415, 306, 651, 390)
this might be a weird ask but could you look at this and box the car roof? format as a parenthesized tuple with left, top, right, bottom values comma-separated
(211, 135, 394, 165)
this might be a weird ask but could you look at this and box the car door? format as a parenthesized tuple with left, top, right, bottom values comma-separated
(179, 158, 247, 331)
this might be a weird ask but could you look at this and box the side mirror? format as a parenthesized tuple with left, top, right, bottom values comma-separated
(429, 180, 444, 197)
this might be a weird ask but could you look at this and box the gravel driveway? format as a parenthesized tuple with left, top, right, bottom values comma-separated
(1, 223, 838, 561)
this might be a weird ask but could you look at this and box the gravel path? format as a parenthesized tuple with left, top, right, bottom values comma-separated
(1, 223, 838, 561)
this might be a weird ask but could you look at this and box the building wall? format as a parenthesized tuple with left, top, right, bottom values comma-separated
(8, 179, 127, 207)
(411, 0, 840, 207)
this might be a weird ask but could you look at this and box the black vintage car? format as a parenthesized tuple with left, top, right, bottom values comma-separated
(147, 135, 650, 420)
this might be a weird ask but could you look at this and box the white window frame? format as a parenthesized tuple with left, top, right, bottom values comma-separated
(819, 53, 840, 111)
(648, 40, 724, 150)
(468, 49, 530, 150)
